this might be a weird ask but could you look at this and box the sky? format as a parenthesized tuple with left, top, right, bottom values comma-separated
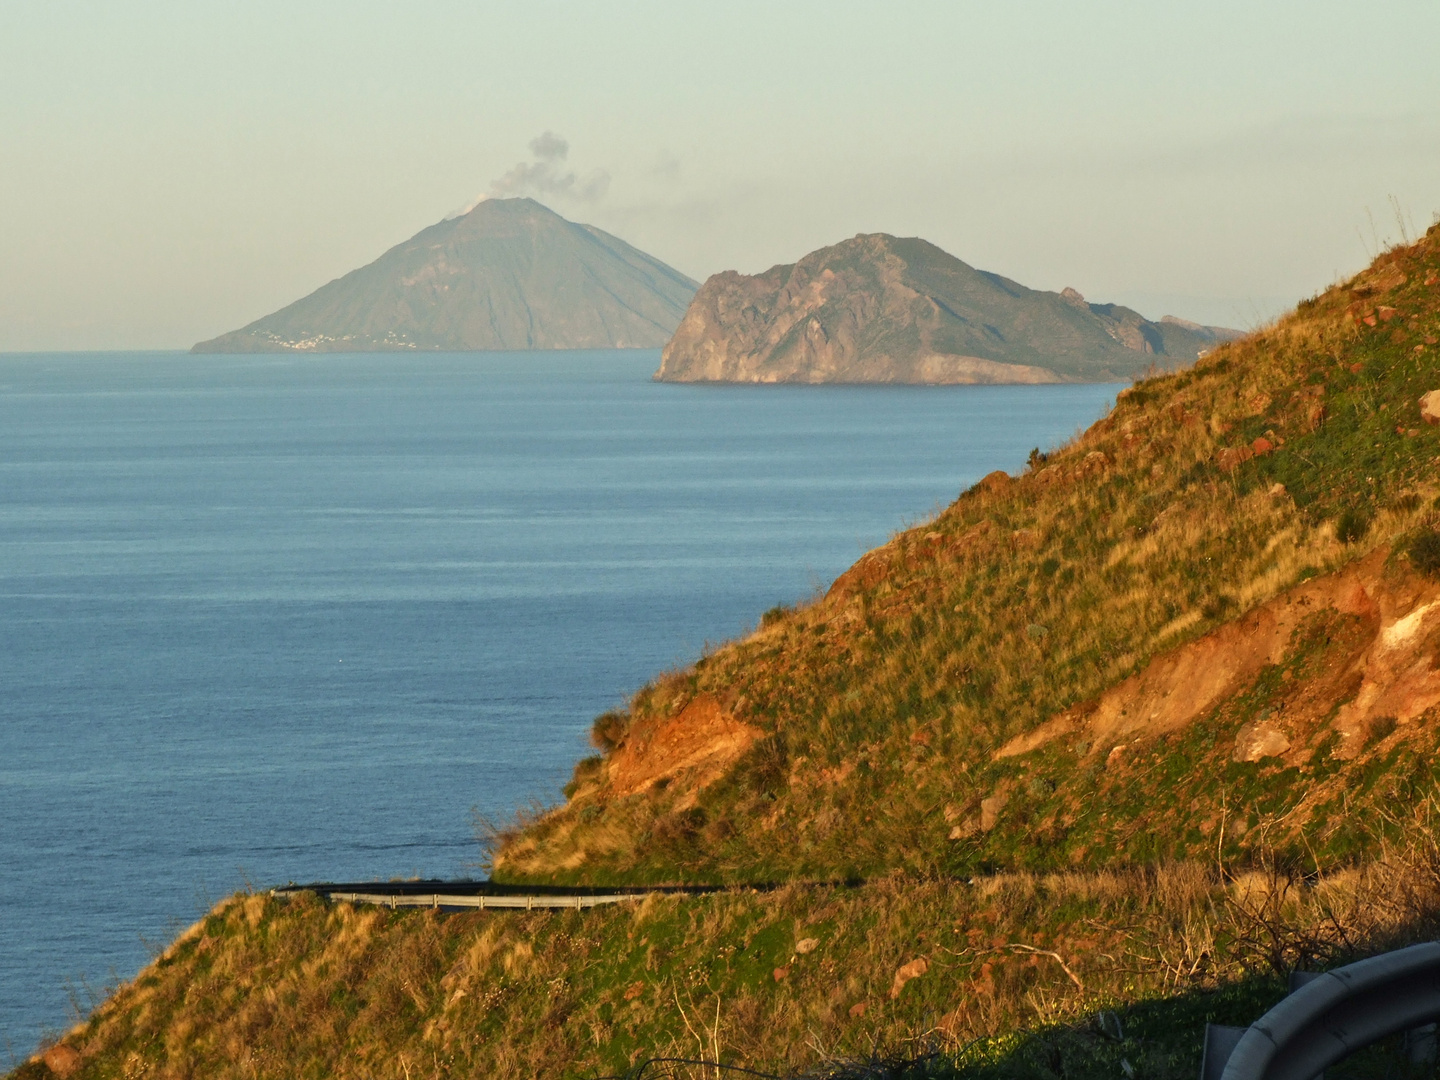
(1, 0, 1438, 350)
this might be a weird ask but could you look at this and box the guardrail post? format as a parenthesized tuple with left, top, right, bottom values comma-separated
(1406, 1023, 1437, 1064)
(1202, 1025, 1246, 1080)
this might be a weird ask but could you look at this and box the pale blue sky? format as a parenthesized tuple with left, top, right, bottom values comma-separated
(2, 0, 1438, 349)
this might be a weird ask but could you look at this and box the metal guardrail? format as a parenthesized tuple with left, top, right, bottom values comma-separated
(1201, 942, 1440, 1080)
(270, 878, 733, 912)
(319, 890, 639, 911)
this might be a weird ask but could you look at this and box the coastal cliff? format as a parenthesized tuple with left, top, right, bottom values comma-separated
(655, 233, 1240, 384)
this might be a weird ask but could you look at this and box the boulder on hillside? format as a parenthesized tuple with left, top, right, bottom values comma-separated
(1421, 389, 1440, 425)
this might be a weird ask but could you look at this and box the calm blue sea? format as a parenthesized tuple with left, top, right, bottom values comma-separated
(0, 349, 1116, 1056)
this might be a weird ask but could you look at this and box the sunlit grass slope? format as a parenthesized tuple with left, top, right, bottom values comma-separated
(18, 834, 1440, 1080)
(500, 227, 1440, 885)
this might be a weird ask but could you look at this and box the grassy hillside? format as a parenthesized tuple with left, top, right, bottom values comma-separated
(17, 835, 1440, 1080)
(502, 227, 1440, 886)
(14, 230, 1440, 1079)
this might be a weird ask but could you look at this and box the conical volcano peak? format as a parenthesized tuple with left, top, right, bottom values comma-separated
(193, 200, 698, 353)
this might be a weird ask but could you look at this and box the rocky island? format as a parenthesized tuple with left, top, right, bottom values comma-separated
(656, 232, 1240, 384)
(192, 198, 698, 354)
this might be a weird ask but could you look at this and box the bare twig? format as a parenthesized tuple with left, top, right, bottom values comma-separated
(1006, 943, 1084, 990)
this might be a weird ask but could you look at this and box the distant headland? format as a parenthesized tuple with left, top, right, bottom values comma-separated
(655, 233, 1242, 384)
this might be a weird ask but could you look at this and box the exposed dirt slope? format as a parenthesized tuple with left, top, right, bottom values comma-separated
(503, 228, 1440, 885)
(995, 547, 1440, 764)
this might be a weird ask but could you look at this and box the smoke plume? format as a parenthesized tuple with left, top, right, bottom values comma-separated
(489, 132, 611, 203)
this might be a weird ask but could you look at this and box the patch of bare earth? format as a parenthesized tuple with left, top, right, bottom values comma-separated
(604, 694, 760, 808)
(497, 695, 761, 876)
(996, 546, 1440, 768)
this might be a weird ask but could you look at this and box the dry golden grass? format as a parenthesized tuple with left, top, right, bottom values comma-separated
(26, 812, 1440, 1080)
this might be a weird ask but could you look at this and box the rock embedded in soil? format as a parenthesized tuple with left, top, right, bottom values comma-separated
(1421, 389, 1440, 425)
(1233, 720, 1292, 762)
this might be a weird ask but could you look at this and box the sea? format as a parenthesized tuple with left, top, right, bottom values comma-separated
(0, 349, 1117, 1057)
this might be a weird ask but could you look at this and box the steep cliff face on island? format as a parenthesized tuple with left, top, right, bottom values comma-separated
(192, 198, 699, 353)
(655, 233, 1240, 384)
